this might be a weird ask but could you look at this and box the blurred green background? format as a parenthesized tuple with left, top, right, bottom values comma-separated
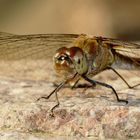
(0, 0, 140, 40)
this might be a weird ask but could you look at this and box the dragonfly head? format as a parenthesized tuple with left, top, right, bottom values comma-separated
(53, 47, 88, 79)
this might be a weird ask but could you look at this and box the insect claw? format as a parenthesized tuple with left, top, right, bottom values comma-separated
(48, 104, 59, 117)
(49, 112, 55, 118)
(36, 96, 49, 101)
(118, 99, 128, 104)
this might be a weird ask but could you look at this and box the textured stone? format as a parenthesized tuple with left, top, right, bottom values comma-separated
(0, 67, 140, 139)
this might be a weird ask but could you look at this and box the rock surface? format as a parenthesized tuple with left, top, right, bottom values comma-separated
(0, 61, 140, 139)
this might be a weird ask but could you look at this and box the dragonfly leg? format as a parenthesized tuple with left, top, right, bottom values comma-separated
(71, 78, 80, 89)
(37, 89, 55, 101)
(37, 82, 65, 116)
(37, 82, 65, 101)
(37, 73, 78, 116)
(71, 78, 96, 89)
(49, 92, 60, 117)
(82, 75, 128, 104)
(108, 67, 140, 89)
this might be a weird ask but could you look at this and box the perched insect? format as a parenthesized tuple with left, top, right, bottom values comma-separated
(37, 34, 140, 115)
(0, 32, 139, 116)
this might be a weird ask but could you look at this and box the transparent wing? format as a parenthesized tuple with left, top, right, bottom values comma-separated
(95, 37, 140, 86)
(0, 32, 78, 60)
(0, 32, 78, 80)
(98, 36, 140, 59)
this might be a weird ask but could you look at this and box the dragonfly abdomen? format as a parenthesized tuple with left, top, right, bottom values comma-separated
(111, 53, 140, 70)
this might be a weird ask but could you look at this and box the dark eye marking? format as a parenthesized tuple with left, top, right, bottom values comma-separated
(77, 59, 80, 64)
(58, 56, 65, 61)
(58, 55, 69, 61)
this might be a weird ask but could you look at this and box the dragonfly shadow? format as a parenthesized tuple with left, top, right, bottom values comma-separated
(53, 82, 94, 89)
(126, 99, 140, 106)
(98, 95, 125, 105)
(92, 94, 140, 106)
(117, 86, 140, 92)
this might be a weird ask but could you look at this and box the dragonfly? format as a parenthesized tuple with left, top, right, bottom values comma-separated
(0, 32, 140, 116)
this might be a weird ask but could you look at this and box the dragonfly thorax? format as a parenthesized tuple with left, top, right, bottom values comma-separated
(69, 47, 88, 75)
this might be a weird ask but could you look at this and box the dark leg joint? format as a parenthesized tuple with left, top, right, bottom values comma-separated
(82, 75, 128, 104)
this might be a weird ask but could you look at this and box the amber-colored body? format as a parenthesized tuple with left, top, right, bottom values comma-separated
(53, 34, 140, 81)
(0, 32, 139, 115)
(39, 34, 140, 115)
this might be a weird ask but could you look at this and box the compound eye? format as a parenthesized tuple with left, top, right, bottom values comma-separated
(58, 56, 65, 61)
(57, 55, 70, 62)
